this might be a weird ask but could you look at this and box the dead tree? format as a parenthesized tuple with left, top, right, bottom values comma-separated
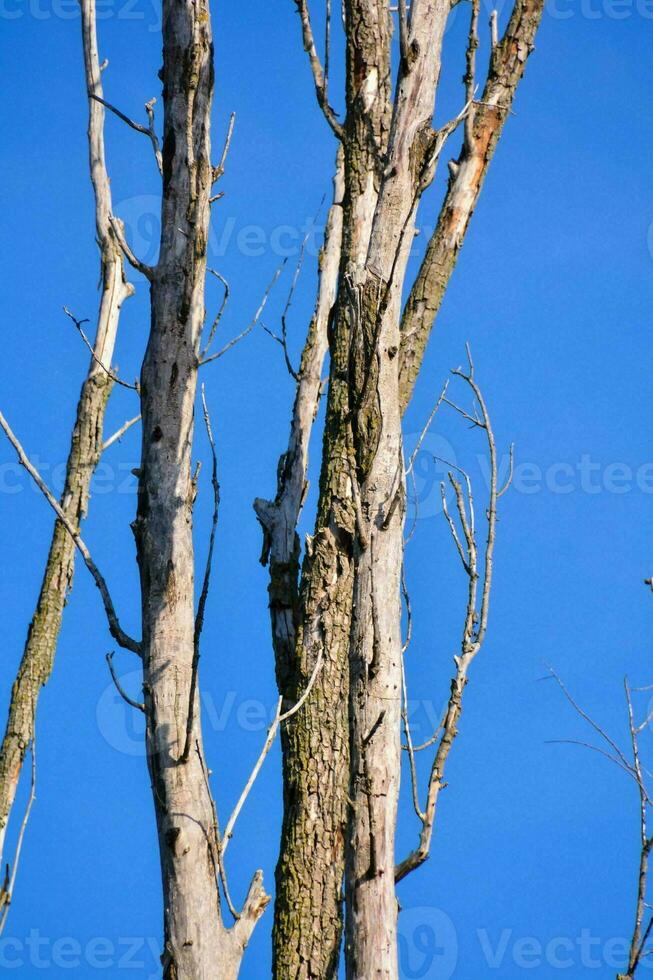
(258, 0, 545, 975)
(0, 0, 135, 875)
(0, 0, 281, 972)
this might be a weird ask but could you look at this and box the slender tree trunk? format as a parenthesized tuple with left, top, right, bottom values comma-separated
(131, 0, 268, 974)
(0, 0, 133, 866)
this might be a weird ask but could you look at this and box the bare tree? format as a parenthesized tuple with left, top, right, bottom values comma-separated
(261, 0, 545, 974)
(0, 0, 136, 875)
(0, 0, 278, 971)
(0, 0, 546, 972)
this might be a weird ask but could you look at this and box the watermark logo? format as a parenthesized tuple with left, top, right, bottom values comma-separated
(398, 907, 458, 980)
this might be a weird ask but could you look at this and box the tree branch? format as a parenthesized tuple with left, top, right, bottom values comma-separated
(63, 306, 139, 391)
(180, 387, 220, 764)
(396, 352, 506, 882)
(0, 411, 141, 656)
(90, 93, 163, 175)
(398, 0, 545, 412)
(292, 0, 344, 139)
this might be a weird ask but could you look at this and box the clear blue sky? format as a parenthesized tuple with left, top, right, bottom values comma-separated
(1, 1, 652, 977)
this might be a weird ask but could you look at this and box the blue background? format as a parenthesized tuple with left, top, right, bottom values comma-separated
(0, 0, 652, 976)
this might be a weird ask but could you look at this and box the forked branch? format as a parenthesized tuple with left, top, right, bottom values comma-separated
(396, 349, 511, 881)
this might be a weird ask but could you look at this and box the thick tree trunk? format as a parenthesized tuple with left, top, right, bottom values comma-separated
(270, 5, 392, 974)
(0, 0, 133, 866)
(272, 0, 544, 971)
(133, 1, 267, 975)
(343, 2, 452, 970)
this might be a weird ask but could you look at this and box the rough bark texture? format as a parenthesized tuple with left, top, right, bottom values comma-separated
(343, 2, 451, 972)
(133, 0, 267, 975)
(274, 0, 544, 973)
(270, 5, 393, 974)
(0, 0, 133, 866)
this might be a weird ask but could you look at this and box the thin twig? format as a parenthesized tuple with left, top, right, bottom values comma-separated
(545, 665, 633, 777)
(0, 411, 141, 655)
(200, 271, 231, 361)
(63, 307, 139, 390)
(213, 112, 236, 184)
(195, 741, 240, 921)
(102, 414, 141, 452)
(401, 648, 424, 822)
(105, 652, 145, 713)
(180, 387, 220, 764)
(405, 380, 449, 477)
(221, 652, 324, 855)
(200, 261, 286, 367)
(0, 740, 36, 935)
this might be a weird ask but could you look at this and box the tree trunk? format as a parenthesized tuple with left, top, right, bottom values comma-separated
(132, 0, 267, 974)
(0, 0, 133, 866)
(270, 4, 393, 974)
(273, 0, 544, 973)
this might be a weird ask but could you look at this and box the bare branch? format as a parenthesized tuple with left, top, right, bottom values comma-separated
(0, 411, 141, 656)
(396, 354, 505, 882)
(398, 0, 545, 412)
(90, 93, 163, 174)
(200, 261, 286, 367)
(108, 215, 155, 281)
(200, 271, 231, 361)
(213, 112, 236, 184)
(292, 0, 344, 139)
(102, 414, 141, 452)
(497, 442, 515, 498)
(63, 307, 139, 390)
(222, 651, 324, 856)
(0, 740, 36, 935)
(105, 652, 145, 713)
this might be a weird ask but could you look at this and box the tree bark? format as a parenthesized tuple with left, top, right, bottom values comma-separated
(343, 2, 452, 972)
(0, 0, 133, 867)
(131, 0, 268, 974)
(274, 0, 544, 974)
(270, 4, 393, 974)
